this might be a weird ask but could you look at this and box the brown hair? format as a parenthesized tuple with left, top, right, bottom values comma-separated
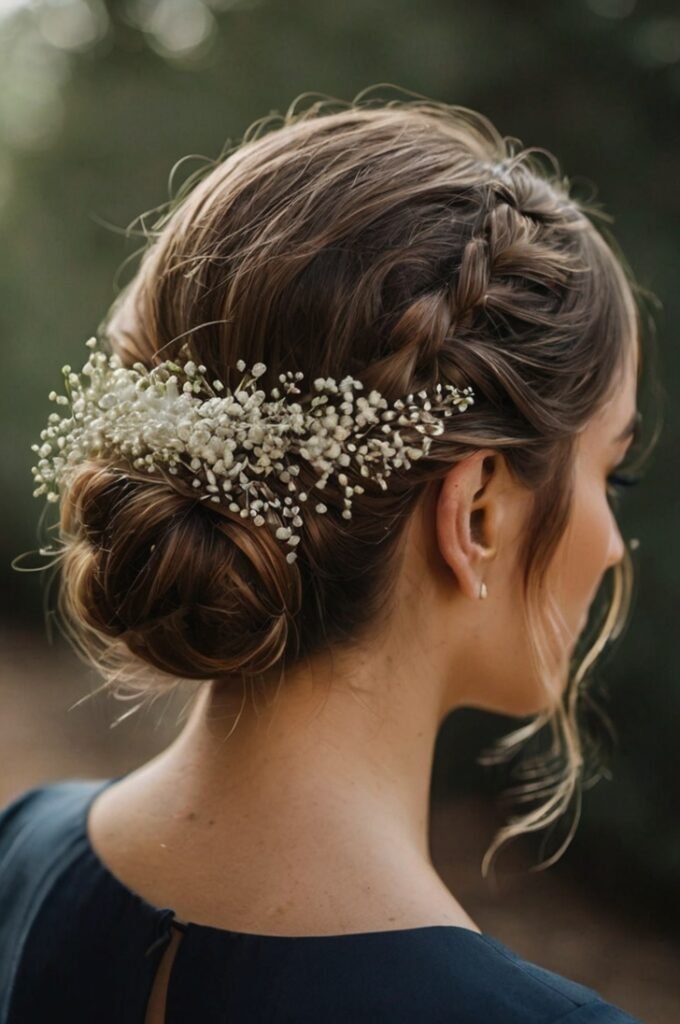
(44, 93, 661, 875)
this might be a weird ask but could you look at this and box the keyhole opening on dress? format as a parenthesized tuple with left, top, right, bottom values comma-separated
(144, 920, 186, 1024)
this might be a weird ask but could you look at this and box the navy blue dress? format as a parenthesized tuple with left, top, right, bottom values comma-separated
(0, 775, 644, 1022)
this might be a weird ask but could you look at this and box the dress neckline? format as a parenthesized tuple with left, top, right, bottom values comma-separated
(78, 773, 499, 945)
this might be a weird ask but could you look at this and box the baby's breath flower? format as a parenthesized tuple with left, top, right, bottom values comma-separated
(30, 335, 476, 564)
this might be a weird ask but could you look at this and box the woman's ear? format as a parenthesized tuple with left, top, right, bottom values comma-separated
(435, 450, 501, 600)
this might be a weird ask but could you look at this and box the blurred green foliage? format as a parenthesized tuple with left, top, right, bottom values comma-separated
(1, 0, 678, 920)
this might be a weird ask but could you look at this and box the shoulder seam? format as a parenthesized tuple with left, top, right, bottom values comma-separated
(477, 936, 591, 1009)
(551, 1002, 605, 1023)
(548, 997, 640, 1023)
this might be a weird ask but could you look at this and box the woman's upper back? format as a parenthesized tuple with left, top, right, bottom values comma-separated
(0, 777, 643, 1023)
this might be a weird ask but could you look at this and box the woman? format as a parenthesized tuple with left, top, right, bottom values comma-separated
(1, 95, 656, 1022)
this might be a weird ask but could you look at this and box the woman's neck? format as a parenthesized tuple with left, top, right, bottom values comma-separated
(88, 641, 481, 936)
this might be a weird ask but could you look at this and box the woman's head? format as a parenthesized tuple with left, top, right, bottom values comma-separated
(47, 95, 659, 872)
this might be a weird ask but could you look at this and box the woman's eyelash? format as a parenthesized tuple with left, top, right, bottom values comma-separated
(606, 470, 643, 499)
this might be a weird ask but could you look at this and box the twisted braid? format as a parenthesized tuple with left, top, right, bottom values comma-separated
(381, 170, 587, 408)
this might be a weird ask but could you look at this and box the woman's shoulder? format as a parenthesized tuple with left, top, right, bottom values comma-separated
(0, 778, 644, 1024)
(443, 932, 645, 1023)
(0, 778, 110, 1018)
(0, 775, 108, 855)
(287, 925, 644, 1023)
(0, 777, 111, 929)
(214, 923, 643, 1023)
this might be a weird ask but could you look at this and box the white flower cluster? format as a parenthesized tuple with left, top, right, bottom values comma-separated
(31, 336, 475, 564)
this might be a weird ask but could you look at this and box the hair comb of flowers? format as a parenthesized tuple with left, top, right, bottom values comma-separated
(30, 336, 476, 563)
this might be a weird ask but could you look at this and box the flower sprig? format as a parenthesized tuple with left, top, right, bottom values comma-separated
(31, 336, 476, 564)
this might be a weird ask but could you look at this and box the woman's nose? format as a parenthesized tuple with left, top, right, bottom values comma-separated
(606, 518, 626, 570)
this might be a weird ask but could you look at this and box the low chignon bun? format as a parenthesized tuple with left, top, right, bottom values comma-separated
(58, 462, 301, 685)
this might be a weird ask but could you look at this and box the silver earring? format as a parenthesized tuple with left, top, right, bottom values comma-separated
(479, 581, 488, 600)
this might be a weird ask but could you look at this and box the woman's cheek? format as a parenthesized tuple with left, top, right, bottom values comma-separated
(569, 472, 612, 614)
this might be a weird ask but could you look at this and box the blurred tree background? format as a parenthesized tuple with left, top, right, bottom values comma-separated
(1, 0, 678, 944)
